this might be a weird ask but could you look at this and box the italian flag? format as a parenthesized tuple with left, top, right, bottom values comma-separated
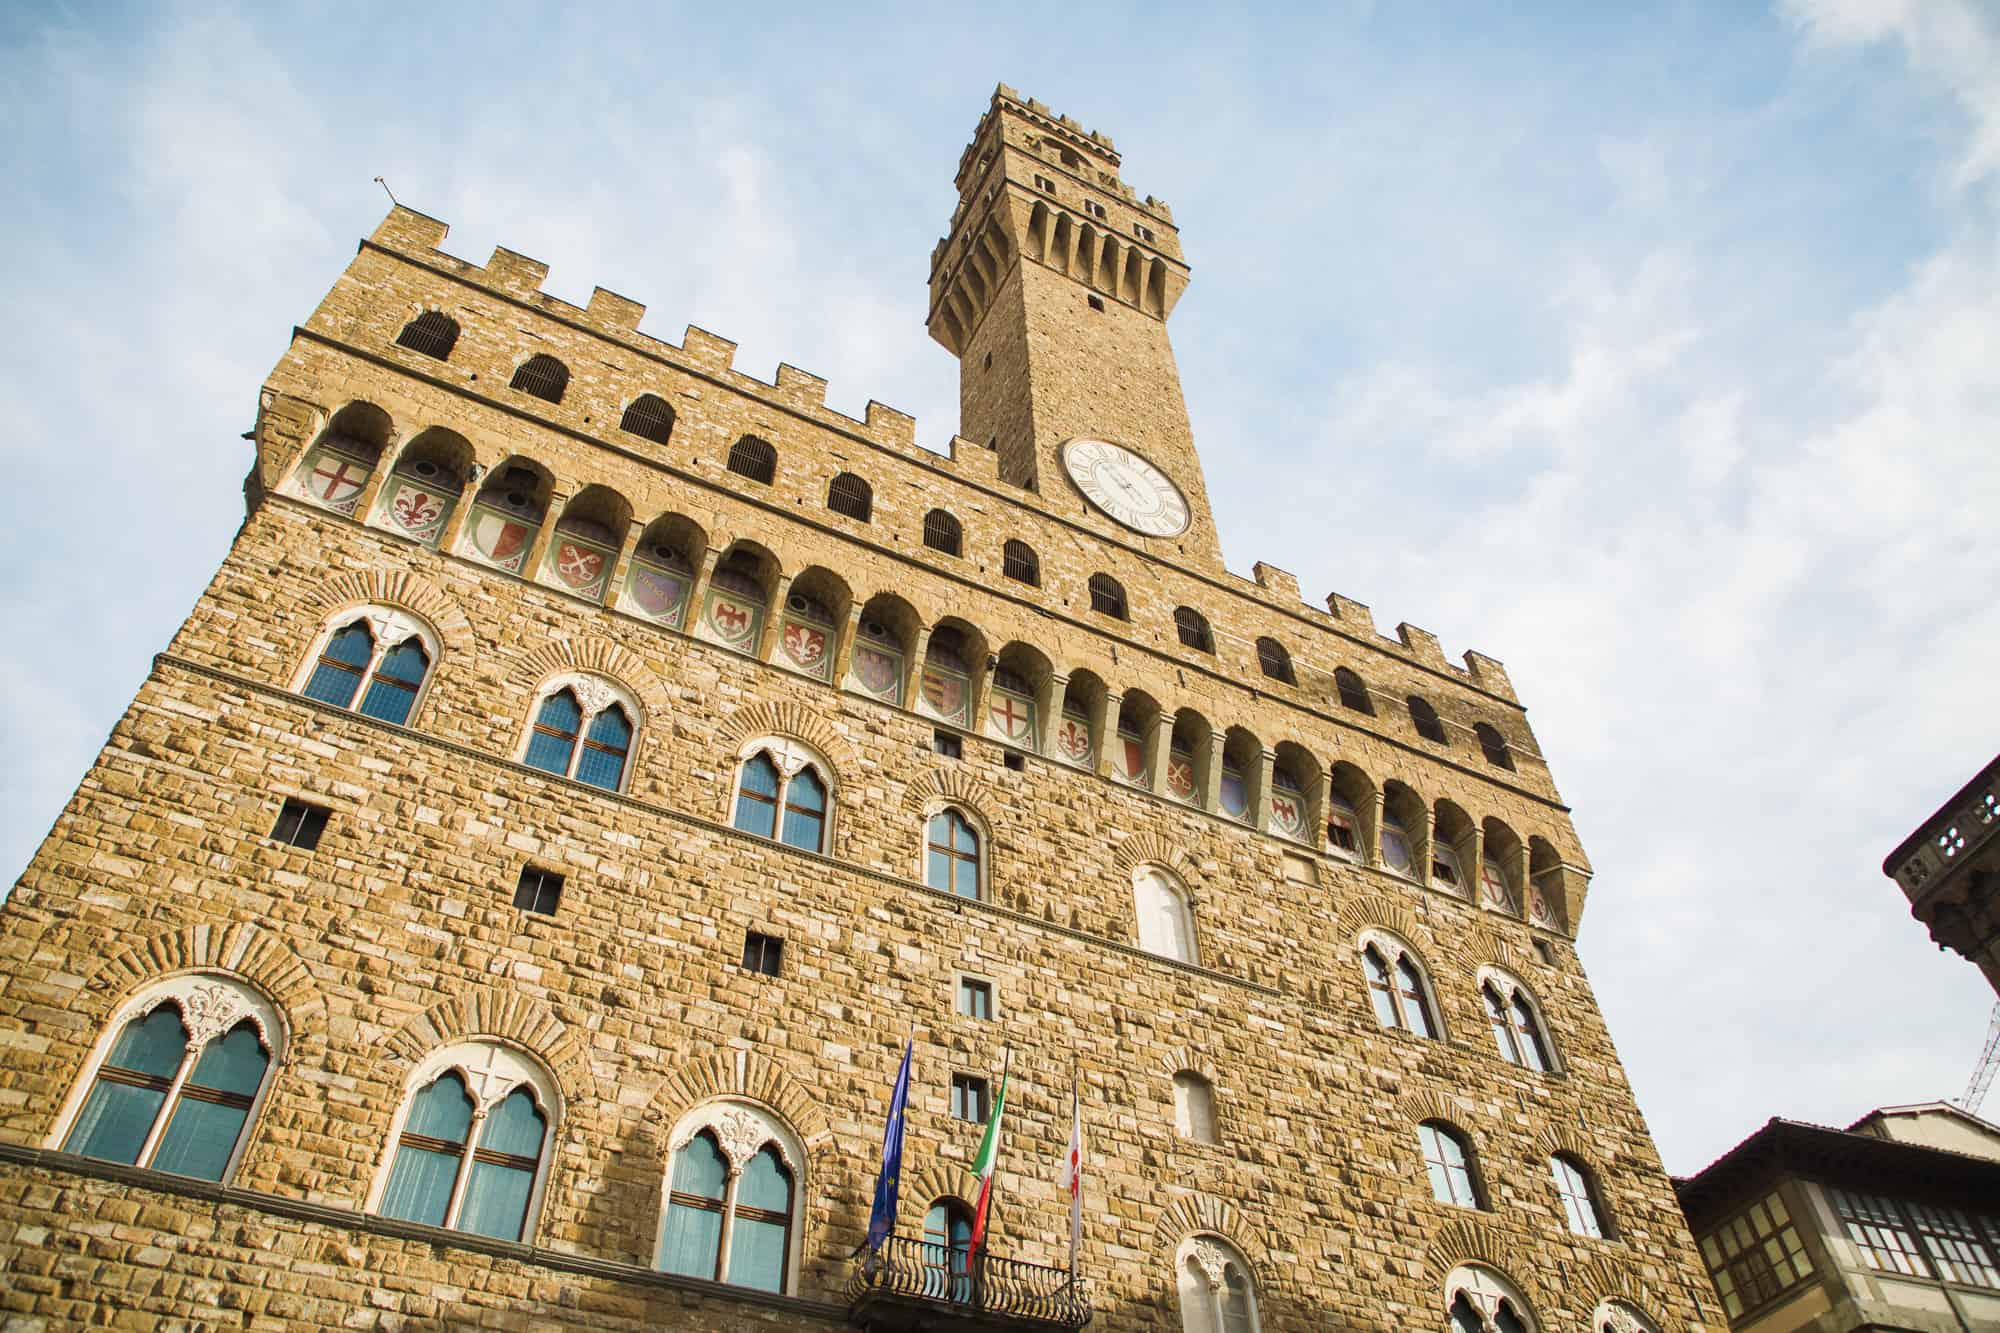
(968, 1064, 1009, 1251)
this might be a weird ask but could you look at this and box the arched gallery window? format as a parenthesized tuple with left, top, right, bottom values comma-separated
(731, 739, 833, 854)
(1360, 934, 1438, 1039)
(299, 607, 438, 727)
(656, 1101, 803, 1294)
(521, 675, 639, 792)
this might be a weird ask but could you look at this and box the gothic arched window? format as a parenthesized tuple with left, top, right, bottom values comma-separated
(926, 807, 983, 900)
(1133, 866, 1198, 964)
(1360, 934, 1437, 1039)
(373, 1041, 558, 1243)
(520, 676, 641, 793)
(826, 472, 872, 522)
(1480, 970, 1556, 1072)
(923, 508, 962, 557)
(395, 310, 460, 360)
(1175, 1233, 1260, 1333)
(1420, 1122, 1483, 1209)
(1445, 1265, 1537, 1333)
(620, 393, 676, 445)
(727, 436, 777, 484)
(731, 741, 834, 854)
(298, 607, 439, 727)
(1550, 1154, 1609, 1238)
(656, 1102, 802, 1295)
(56, 975, 282, 1184)
(509, 353, 569, 404)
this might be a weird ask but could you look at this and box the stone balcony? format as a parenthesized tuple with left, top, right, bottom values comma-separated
(1884, 752, 2000, 995)
(846, 1234, 1092, 1331)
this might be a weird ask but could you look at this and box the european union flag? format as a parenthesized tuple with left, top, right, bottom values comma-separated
(865, 1040, 914, 1252)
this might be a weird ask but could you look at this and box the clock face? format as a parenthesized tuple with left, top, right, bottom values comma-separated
(1062, 438, 1191, 538)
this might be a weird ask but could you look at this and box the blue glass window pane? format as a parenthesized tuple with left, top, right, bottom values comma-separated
(671, 1133, 728, 1199)
(586, 707, 631, 750)
(779, 807, 823, 852)
(1512, 998, 1550, 1072)
(952, 856, 978, 900)
(523, 729, 576, 776)
(1486, 990, 1519, 1062)
(379, 1142, 462, 1227)
(109, 1007, 190, 1078)
(727, 1214, 787, 1292)
(953, 815, 977, 854)
(737, 1146, 791, 1212)
(658, 1199, 722, 1278)
(479, 1089, 546, 1159)
(787, 769, 824, 813)
(302, 625, 371, 708)
(926, 847, 950, 891)
(459, 1159, 534, 1240)
(357, 677, 417, 725)
(406, 1073, 474, 1143)
(735, 755, 780, 837)
(63, 1080, 168, 1164)
(187, 1023, 269, 1097)
(374, 639, 428, 685)
(575, 743, 626, 791)
(1397, 960, 1434, 1038)
(537, 691, 582, 733)
(150, 1097, 249, 1181)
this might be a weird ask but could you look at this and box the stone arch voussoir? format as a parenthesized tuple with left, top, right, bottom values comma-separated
(301, 571, 476, 658)
(1150, 1193, 1281, 1290)
(382, 986, 594, 1107)
(1337, 895, 1428, 950)
(1397, 1090, 1481, 1138)
(645, 1048, 834, 1153)
(1159, 1044, 1223, 1088)
(88, 921, 326, 1054)
(513, 636, 671, 721)
(1577, 1256, 1666, 1321)
(716, 700, 859, 785)
(1468, 926, 1531, 977)
(901, 769, 1002, 823)
(1110, 834, 1196, 882)
(1423, 1217, 1553, 1309)
(1532, 1122, 1606, 1169)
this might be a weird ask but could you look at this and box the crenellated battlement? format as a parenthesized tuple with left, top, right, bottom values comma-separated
(354, 204, 1521, 706)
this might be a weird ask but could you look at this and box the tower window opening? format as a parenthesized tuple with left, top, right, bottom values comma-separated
(1088, 574, 1128, 620)
(923, 508, 962, 557)
(1034, 174, 1056, 195)
(513, 866, 564, 916)
(1002, 540, 1040, 586)
(509, 354, 569, 404)
(1087, 295, 1105, 313)
(395, 310, 459, 361)
(1174, 607, 1214, 653)
(1084, 200, 1106, 220)
(742, 931, 783, 977)
(620, 394, 676, 445)
(826, 472, 872, 522)
(271, 799, 330, 851)
(1134, 222, 1155, 243)
(727, 436, 777, 485)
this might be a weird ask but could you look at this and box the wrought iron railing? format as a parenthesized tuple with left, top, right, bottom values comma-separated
(848, 1233, 1092, 1328)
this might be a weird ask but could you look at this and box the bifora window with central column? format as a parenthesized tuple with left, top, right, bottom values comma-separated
(926, 806, 983, 899)
(657, 1101, 804, 1295)
(731, 739, 833, 854)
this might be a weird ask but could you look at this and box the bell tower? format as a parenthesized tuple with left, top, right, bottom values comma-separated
(927, 86, 1222, 570)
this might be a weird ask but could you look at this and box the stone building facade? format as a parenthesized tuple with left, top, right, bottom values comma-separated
(0, 86, 1718, 1330)
(1882, 753, 2000, 997)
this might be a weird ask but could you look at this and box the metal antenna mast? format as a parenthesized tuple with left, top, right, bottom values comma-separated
(1959, 1001, 2000, 1116)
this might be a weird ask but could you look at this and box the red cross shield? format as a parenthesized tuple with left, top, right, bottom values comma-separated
(989, 691, 1033, 744)
(306, 450, 369, 510)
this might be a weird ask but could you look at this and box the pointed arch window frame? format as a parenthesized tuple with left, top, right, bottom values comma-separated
(1132, 864, 1200, 965)
(655, 1098, 807, 1296)
(923, 803, 987, 902)
(367, 1039, 561, 1244)
(1358, 929, 1442, 1040)
(518, 673, 643, 794)
(50, 973, 285, 1186)
(1174, 1231, 1262, 1333)
(729, 737, 836, 854)
(1477, 967, 1558, 1073)
(296, 605, 441, 729)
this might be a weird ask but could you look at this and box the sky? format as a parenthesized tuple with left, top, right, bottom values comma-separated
(2, 0, 1996, 1177)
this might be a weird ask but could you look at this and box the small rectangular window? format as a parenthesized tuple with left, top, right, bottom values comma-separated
(270, 798, 330, 851)
(1033, 173, 1056, 195)
(1532, 938, 1557, 967)
(957, 977, 993, 1021)
(1134, 222, 1156, 242)
(1084, 200, 1106, 220)
(933, 730, 963, 760)
(1327, 818, 1357, 853)
(1087, 295, 1105, 312)
(1432, 857, 1459, 886)
(951, 1073, 990, 1123)
(513, 866, 563, 916)
(742, 931, 783, 977)
(1002, 751, 1025, 772)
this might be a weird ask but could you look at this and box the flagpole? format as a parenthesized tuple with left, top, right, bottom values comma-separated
(1069, 1055, 1081, 1285)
